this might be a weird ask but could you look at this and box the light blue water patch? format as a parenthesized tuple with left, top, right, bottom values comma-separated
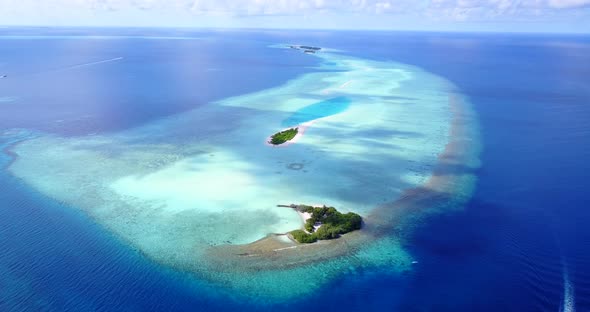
(6, 49, 480, 300)
(281, 96, 351, 127)
(0, 96, 18, 103)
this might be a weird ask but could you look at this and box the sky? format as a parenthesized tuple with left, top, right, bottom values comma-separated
(0, 0, 589, 33)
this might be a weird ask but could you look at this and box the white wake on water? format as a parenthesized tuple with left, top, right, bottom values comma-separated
(64, 57, 124, 70)
(562, 264, 575, 312)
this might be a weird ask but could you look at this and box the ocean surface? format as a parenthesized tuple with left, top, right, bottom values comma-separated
(1, 28, 589, 311)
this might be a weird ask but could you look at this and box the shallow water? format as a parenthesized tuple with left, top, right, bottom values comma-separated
(6, 43, 475, 300)
(1, 29, 588, 311)
(281, 96, 351, 127)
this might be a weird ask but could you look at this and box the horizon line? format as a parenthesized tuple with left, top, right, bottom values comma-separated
(1, 25, 589, 36)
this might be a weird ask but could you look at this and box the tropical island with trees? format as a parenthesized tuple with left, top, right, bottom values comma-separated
(269, 127, 298, 145)
(278, 204, 363, 243)
(289, 45, 322, 54)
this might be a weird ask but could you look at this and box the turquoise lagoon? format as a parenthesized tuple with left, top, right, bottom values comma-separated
(281, 96, 351, 127)
(7, 45, 480, 301)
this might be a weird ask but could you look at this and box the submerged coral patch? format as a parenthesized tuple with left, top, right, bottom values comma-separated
(287, 163, 304, 170)
(6, 45, 480, 300)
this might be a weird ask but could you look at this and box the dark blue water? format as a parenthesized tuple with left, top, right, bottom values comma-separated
(0, 29, 319, 136)
(1, 29, 589, 311)
(0, 154, 226, 312)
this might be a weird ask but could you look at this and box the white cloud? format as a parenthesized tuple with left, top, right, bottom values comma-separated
(426, 0, 590, 21)
(2, 0, 588, 17)
(0, 0, 410, 16)
(547, 0, 590, 8)
(0, 0, 588, 29)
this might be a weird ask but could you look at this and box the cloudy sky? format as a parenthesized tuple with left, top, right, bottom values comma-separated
(0, 0, 589, 33)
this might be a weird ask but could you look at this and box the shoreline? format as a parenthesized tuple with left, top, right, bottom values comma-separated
(297, 211, 312, 225)
(265, 120, 315, 148)
(202, 92, 480, 276)
(4, 45, 481, 301)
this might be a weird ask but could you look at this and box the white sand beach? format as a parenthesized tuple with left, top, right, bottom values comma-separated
(6, 45, 480, 300)
(265, 120, 315, 147)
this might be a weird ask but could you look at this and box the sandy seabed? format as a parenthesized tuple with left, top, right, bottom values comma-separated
(5, 45, 480, 302)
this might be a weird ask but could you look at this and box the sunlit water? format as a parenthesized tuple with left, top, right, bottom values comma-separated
(1, 29, 588, 311)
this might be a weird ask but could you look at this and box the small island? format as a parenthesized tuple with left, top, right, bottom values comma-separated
(269, 127, 298, 145)
(278, 204, 362, 243)
(289, 45, 322, 54)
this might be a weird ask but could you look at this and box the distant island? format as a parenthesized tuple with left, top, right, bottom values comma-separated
(289, 45, 322, 54)
(278, 204, 362, 243)
(269, 127, 298, 145)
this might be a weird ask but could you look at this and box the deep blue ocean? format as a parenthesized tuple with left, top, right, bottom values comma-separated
(1, 29, 589, 311)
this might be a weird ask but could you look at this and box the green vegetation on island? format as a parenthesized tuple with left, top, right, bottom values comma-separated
(269, 127, 298, 145)
(289, 45, 321, 51)
(288, 45, 322, 54)
(286, 205, 362, 244)
(300, 46, 321, 51)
